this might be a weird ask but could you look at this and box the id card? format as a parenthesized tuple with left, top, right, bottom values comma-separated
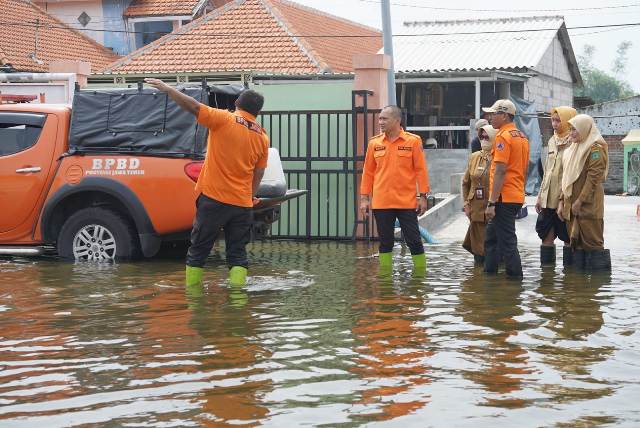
(475, 188, 485, 200)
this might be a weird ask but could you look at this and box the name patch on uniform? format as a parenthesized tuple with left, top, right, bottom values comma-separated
(496, 142, 505, 151)
(235, 116, 263, 134)
(509, 130, 526, 138)
(591, 151, 600, 160)
(374, 145, 386, 151)
(398, 146, 412, 151)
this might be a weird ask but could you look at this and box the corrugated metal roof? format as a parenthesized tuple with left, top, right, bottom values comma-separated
(391, 15, 565, 74)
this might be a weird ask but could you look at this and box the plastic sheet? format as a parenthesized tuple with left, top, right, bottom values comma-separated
(511, 95, 543, 195)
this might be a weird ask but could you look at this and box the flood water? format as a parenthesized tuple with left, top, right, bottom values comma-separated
(1, 226, 639, 426)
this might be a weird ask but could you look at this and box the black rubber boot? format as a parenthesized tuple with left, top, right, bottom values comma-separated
(586, 249, 612, 272)
(540, 245, 556, 265)
(562, 246, 573, 267)
(474, 255, 485, 265)
(573, 249, 586, 271)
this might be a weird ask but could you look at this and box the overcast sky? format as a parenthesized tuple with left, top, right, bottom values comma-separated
(296, 0, 640, 92)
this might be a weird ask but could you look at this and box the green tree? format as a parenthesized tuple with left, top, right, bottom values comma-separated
(575, 42, 636, 104)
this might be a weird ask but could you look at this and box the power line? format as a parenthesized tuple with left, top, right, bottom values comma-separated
(359, 0, 640, 13)
(2, 19, 640, 38)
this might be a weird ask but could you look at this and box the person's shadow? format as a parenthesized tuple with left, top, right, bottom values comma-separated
(456, 272, 533, 408)
(185, 282, 271, 424)
(534, 269, 614, 394)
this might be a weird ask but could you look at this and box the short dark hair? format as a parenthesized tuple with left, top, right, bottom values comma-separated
(382, 105, 402, 121)
(506, 113, 515, 122)
(236, 90, 264, 116)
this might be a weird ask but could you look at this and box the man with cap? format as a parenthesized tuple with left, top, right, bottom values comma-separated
(482, 99, 530, 279)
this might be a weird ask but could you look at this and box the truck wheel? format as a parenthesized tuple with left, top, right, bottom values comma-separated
(57, 207, 140, 261)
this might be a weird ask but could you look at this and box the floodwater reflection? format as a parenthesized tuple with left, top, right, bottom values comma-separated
(0, 240, 639, 427)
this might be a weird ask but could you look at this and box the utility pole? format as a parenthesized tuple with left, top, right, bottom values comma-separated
(381, 0, 396, 106)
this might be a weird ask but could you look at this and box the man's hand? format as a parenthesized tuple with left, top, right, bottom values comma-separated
(556, 201, 565, 222)
(463, 203, 471, 219)
(359, 196, 370, 216)
(535, 196, 542, 214)
(485, 205, 496, 221)
(144, 78, 172, 92)
(417, 196, 428, 216)
(143, 77, 200, 115)
(571, 200, 582, 217)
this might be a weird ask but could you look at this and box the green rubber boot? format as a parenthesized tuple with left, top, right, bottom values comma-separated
(185, 265, 204, 287)
(379, 252, 393, 268)
(229, 266, 248, 286)
(412, 253, 426, 272)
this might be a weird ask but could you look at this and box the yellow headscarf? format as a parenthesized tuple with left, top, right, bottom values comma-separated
(551, 106, 577, 140)
(561, 114, 609, 200)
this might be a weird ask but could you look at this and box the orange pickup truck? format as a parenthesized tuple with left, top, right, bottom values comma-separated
(0, 85, 303, 261)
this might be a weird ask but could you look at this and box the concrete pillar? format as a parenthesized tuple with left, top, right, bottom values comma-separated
(352, 54, 391, 238)
(353, 53, 390, 109)
(498, 81, 510, 100)
(49, 60, 91, 88)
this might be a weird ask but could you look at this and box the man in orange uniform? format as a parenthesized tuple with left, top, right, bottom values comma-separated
(360, 105, 430, 272)
(145, 78, 269, 287)
(482, 100, 529, 279)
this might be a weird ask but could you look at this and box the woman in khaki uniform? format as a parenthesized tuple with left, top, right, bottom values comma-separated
(535, 106, 576, 266)
(462, 124, 497, 264)
(557, 114, 610, 271)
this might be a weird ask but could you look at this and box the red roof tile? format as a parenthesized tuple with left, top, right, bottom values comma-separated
(0, 0, 120, 73)
(104, 0, 382, 75)
(270, 0, 382, 73)
(124, 0, 202, 17)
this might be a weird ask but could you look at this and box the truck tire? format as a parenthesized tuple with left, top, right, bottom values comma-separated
(57, 207, 140, 261)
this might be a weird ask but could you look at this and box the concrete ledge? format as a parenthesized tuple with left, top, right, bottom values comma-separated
(419, 193, 463, 232)
(393, 193, 463, 239)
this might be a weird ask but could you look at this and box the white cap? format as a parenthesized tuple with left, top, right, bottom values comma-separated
(482, 99, 516, 115)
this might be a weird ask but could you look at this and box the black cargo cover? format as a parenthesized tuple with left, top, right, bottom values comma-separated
(68, 84, 244, 157)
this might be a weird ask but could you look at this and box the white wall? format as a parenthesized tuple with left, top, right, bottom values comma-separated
(0, 83, 70, 104)
(526, 35, 575, 112)
(580, 96, 640, 135)
(35, 0, 106, 45)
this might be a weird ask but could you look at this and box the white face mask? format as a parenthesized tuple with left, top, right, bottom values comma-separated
(480, 139, 492, 151)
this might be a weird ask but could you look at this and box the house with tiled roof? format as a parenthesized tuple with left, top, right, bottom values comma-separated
(378, 15, 582, 154)
(33, 0, 224, 55)
(0, 0, 119, 73)
(98, 0, 382, 78)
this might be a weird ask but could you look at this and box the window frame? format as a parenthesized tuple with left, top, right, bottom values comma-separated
(0, 112, 47, 157)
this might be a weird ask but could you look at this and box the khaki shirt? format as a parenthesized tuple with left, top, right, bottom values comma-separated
(560, 142, 609, 221)
(462, 151, 491, 222)
(539, 135, 571, 209)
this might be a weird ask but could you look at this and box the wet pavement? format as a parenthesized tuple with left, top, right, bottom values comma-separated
(0, 196, 639, 427)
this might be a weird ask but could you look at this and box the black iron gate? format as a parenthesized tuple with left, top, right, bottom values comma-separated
(257, 90, 379, 239)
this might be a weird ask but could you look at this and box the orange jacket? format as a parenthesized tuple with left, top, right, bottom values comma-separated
(196, 106, 269, 207)
(489, 123, 529, 204)
(360, 129, 430, 209)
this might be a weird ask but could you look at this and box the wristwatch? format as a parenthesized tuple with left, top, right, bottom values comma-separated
(487, 201, 496, 207)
